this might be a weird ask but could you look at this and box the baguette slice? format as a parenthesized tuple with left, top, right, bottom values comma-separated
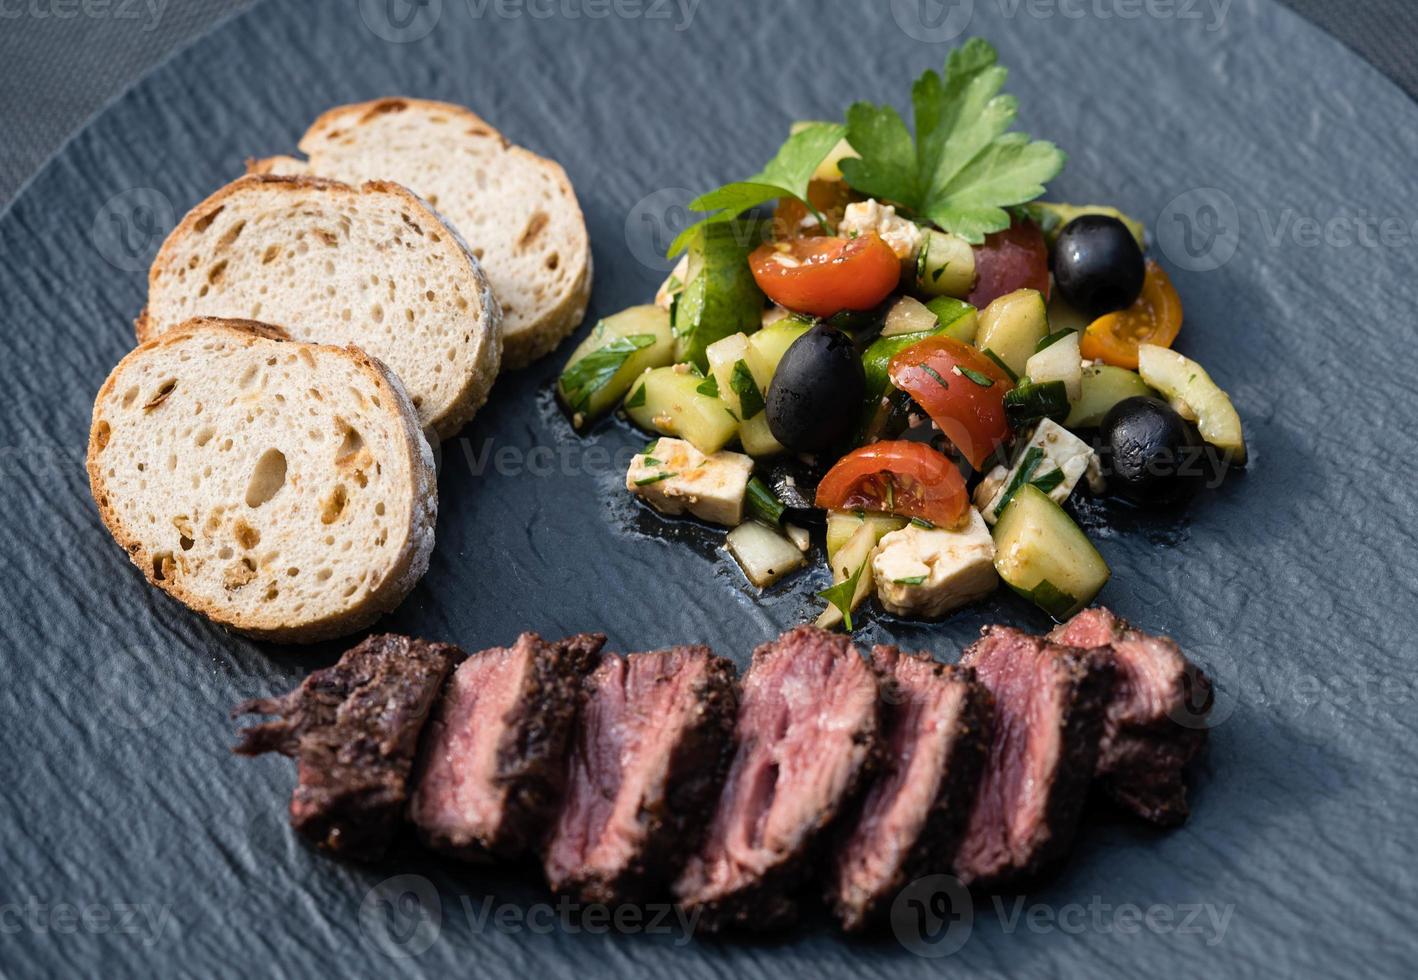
(249, 98, 591, 369)
(138, 174, 501, 442)
(88, 319, 437, 644)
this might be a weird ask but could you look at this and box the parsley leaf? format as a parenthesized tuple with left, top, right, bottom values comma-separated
(818, 560, 868, 632)
(958, 366, 995, 387)
(696, 374, 720, 398)
(559, 333, 657, 412)
(1031, 469, 1065, 494)
(838, 38, 1065, 244)
(730, 359, 765, 419)
(668, 122, 847, 257)
(893, 575, 928, 586)
(634, 472, 677, 487)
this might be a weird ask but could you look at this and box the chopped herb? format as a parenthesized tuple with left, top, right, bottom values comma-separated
(893, 575, 928, 586)
(730, 359, 765, 419)
(634, 472, 677, 487)
(624, 384, 646, 409)
(933, 266, 945, 282)
(981, 348, 1019, 383)
(696, 374, 720, 397)
(921, 364, 951, 390)
(958, 366, 995, 387)
(818, 560, 867, 631)
(910, 517, 935, 529)
(642, 456, 663, 467)
(643, 438, 660, 455)
(838, 39, 1066, 244)
(559, 333, 657, 412)
(1031, 468, 1065, 494)
(994, 446, 1045, 517)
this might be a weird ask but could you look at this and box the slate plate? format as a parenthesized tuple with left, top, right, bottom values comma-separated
(1, 0, 1415, 975)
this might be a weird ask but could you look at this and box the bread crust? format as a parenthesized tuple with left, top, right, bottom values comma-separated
(138, 174, 503, 443)
(88, 318, 437, 644)
(255, 97, 591, 371)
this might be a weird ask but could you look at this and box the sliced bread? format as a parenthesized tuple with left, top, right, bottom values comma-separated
(248, 98, 591, 369)
(88, 318, 437, 644)
(138, 174, 501, 442)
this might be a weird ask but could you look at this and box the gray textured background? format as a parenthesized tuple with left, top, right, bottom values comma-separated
(1, 0, 1416, 977)
(0, 0, 1414, 208)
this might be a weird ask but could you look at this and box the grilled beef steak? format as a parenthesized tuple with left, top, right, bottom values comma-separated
(408, 632, 604, 860)
(953, 627, 1114, 886)
(832, 647, 993, 932)
(1050, 607, 1212, 825)
(674, 626, 880, 931)
(233, 634, 465, 860)
(544, 646, 738, 904)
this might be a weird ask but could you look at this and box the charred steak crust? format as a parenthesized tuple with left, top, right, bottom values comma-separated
(232, 634, 465, 860)
(675, 626, 881, 933)
(409, 631, 605, 860)
(831, 648, 994, 932)
(545, 647, 738, 905)
(955, 627, 1115, 887)
(1049, 608, 1212, 825)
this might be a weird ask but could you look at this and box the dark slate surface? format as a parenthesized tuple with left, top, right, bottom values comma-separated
(0, 0, 1414, 975)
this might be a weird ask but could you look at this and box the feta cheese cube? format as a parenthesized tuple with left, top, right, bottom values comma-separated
(839, 199, 924, 261)
(626, 438, 754, 527)
(872, 509, 999, 619)
(978, 419, 1095, 524)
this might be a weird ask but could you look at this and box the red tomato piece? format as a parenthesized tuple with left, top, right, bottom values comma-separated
(887, 336, 1014, 471)
(749, 233, 901, 317)
(815, 441, 970, 528)
(967, 219, 1050, 310)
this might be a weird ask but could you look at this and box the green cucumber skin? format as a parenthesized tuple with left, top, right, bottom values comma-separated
(673, 222, 766, 371)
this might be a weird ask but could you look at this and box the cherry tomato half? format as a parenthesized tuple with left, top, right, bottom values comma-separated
(967, 219, 1050, 310)
(771, 179, 853, 239)
(1080, 261, 1183, 369)
(888, 336, 1015, 471)
(749, 233, 901, 317)
(815, 441, 970, 528)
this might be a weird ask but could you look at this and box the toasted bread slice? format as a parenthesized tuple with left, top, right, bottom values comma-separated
(249, 98, 591, 369)
(88, 319, 437, 644)
(138, 174, 501, 442)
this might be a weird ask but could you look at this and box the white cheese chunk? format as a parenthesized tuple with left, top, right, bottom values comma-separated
(872, 509, 998, 619)
(626, 438, 754, 527)
(979, 418, 1095, 525)
(839, 199, 924, 261)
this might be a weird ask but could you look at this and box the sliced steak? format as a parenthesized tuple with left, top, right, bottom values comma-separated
(233, 634, 465, 861)
(953, 626, 1114, 887)
(408, 632, 604, 860)
(1050, 607, 1212, 825)
(544, 646, 738, 904)
(831, 646, 993, 932)
(675, 626, 880, 931)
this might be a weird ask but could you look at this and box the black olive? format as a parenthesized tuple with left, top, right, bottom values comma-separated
(765, 324, 865, 454)
(1098, 396, 1210, 504)
(1053, 215, 1146, 320)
